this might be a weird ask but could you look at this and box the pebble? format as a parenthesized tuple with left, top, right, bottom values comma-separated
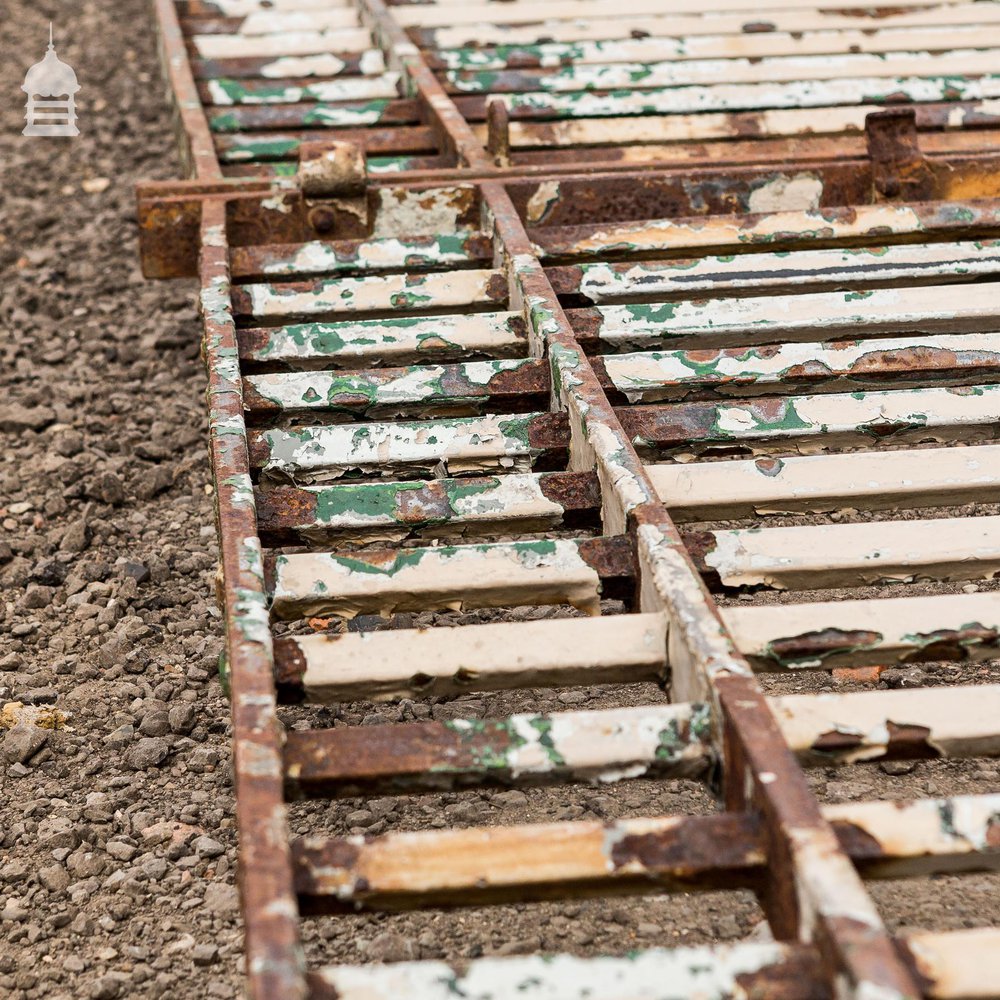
(194, 836, 225, 859)
(124, 561, 151, 584)
(39, 864, 71, 892)
(90, 973, 125, 999)
(168, 703, 196, 734)
(879, 759, 917, 776)
(192, 944, 219, 966)
(364, 932, 418, 963)
(126, 737, 170, 770)
(1, 900, 28, 922)
(59, 518, 90, 554)
(202, 883, 239, 914)
(0, 403, 55, 433)
(139, 711, 170, 738)
(2, 722, 49, 764)
(493, 789, 528, 807)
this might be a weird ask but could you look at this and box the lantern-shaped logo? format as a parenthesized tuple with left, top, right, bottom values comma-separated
(22, 24, 80, 137)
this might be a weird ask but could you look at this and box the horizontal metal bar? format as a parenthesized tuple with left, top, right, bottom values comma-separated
(243, 358, 547, 420)
(215, 125, 437, 162)
(688, 514, 1000, 591)
(616, 384, 1000, 460)
(414, 2, 1000, 46)
(725, 592, 1000, 672)
(203, 72, 401, 105)
(238, 312, 527, 370)
(192, 49, 385, 80)
(428, 25, 1000, 70)
(394, 0, 999, 28)
(232, 268, 507, 319)
(598, 334, 1000, 403)
(267, 535, 633, 620)
(443, 49, 1000, 95)
(774, 683, 1000, 766)
(532, 201, 1000, 261)
(248, 411, 568, 482)
(256, 470, 600, 542)
(290, 790, 1000, 909)
(192, 27, 373, 60)
(309, 941, 826, 1000)
(293, 812, 761, 910)
(274, 611, 667, 702)
(549, 240, 1000, 304)
(208, 97, 413, 131)
(647, 443, 1000, 521)
(230, 231, 491, 279)
(283, 701, 713, 797)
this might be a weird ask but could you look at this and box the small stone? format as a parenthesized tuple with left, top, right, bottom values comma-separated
(39, 816, 79, 850)
(0, 404, 55, 433)
(1, 899, 27, 922)
(879, 759, 918, 776)
(880, 667, 927, 690)
(83, 792, 113, 822)
(105, 724, 134, 748)
(126, 737, 170, 770)
(345, 809, 376, 828)
(89, 472, 125, 506)
(365, 932, 418, 963)
(82, 177, 112, 195)
(192, 944, 218, 967)
(123, 561, 151, 584)
(493, 789, 528, 807)
(19, 584, 53, 610)
(2, 722, 48, 764)
(30, 559, 67, 586)
(135, 466, 174, 501)
(193, 836, 225, 859)
(0, 860, 29, 884)
(139, 711, 170, 738)
(105, 841, 137, 862)
(202, 882, 238, 914)
(90, 973, 124, 999)
(59, 518, 90, 554)
(53, 430, 84, 457)
(962, 583, 980, 594)
(637, 923, 663, 938)
(68, 848, 107, 879)
(167, 703, 196, 734)
(38, 864, 70, 892)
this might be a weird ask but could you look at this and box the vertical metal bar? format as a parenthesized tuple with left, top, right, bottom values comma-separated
(357, 0, 492, 168)
(199, 200, 305, 1000)
(153, 0, 222, 179)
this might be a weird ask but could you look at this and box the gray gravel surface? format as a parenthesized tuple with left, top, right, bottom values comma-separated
(1, 2, 242, 997)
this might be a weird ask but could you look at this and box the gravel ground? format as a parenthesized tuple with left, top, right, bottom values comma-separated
(1, 2, 243, 997)
(2, 2, 999, 997)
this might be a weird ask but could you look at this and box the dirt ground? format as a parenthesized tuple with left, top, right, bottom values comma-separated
(1, 2, 243, 997)
(2, 2, 999, 998)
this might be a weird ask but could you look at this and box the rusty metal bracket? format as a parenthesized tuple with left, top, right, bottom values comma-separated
(866, 108, 935, 202)
(297, 141, 370, 236)
(486, 98, 511, 168)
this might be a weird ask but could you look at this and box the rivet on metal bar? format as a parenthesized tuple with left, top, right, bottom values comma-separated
(865, 108, 934, 202)
(297, 141, 370, 235)
(486, 98, 511, 168)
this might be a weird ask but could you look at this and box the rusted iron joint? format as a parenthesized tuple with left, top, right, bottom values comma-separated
(865, 108, 934, 202)
(297, 141, 370, 236)
(486, 98, 511, 168)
